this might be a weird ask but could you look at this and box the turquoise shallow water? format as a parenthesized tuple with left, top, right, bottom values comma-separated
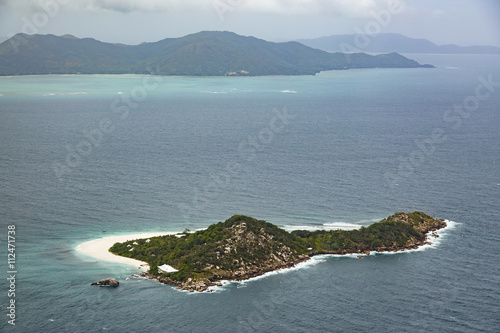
(1, 54, 499, 332)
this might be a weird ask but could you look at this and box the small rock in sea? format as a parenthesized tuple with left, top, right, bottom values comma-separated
(91, 278, 119, 287)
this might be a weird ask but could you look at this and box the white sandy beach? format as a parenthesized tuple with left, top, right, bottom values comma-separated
(75, 232, 177, 270)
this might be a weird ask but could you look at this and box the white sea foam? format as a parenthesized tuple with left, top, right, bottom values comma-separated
(322, 222, 363, 230)
(283, 218, 379, 232)
(281, 90, 297, 93)
(68, 91, 88, 95)
(283, 225, 327, 232)
(322, 218, 383, 230)
(284, 223, 362, 231)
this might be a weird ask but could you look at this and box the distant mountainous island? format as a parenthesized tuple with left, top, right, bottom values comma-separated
(110, 212, 447, 292)
(0, 31, 432, 76)
(297, 33, 500, 54)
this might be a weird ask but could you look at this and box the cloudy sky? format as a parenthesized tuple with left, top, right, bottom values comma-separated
(0, 0, 499, 46)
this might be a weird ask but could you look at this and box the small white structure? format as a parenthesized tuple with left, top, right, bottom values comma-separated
(133, 242, 139, 245)
(158, 264, 179, 274)
(145, 239, 151, 243)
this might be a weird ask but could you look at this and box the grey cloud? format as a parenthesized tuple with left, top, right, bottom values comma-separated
(0, 0, 210, 13)
(81, 0, 212, 13)
(0, 0, 399, 17)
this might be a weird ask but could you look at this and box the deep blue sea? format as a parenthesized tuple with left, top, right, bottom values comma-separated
(1, 54, 499, 332)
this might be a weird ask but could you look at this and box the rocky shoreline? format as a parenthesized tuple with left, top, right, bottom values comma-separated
(140, 218, 447, 292)
(141, 256, 311, 292)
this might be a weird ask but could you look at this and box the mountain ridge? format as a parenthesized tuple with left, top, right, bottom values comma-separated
(296, 33, 500, 54)
(0, 31, 432, 76)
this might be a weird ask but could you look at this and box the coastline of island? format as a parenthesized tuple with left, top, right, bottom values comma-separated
(74, 212, 453, 292)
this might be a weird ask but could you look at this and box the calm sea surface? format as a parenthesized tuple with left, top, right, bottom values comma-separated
(1, 54, 499, 332)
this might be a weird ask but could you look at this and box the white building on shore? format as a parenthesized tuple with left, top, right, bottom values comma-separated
(158, 264, 179, 274)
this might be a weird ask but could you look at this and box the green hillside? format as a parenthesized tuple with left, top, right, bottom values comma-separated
(0, 31, 432, 76)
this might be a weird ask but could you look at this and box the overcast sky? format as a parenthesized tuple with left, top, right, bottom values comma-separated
(0, 0, 499, 47)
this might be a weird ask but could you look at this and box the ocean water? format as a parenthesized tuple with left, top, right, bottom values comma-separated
(1, 54, 499, 332)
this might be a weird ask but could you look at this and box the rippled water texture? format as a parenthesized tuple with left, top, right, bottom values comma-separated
(1, 54, 499, 332)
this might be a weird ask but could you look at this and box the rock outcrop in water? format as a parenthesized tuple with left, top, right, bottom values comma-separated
(91, 278, 119, 287)
(110, 212, 446, 292)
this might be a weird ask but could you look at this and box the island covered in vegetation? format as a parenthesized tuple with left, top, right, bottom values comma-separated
(0, 31, 433, 76)
(110, 212, 446, 292)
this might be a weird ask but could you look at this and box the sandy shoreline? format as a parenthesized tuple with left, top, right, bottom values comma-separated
(75, 232, 177, 270)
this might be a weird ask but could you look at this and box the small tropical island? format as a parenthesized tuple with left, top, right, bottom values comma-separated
(110, 212, 446, 292)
